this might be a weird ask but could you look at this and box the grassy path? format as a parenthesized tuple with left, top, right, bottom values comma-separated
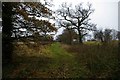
(47, 43, 80, 78)
(48, 42, 75, 64)
(43, 42, 89, 78)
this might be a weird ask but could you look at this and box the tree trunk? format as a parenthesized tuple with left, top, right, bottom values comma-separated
(78, 29, 83, 44)
(2, 3, 13, 65)
(68, 30, 72, 45)
(100, 37, 104, 43)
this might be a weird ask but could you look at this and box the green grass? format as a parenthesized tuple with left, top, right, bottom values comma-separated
(48, 42, 73, 60)
(3, 42, 119, 78)
(46, 42, 88, 78)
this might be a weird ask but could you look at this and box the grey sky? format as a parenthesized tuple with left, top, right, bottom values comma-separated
(0, 0, 119, 36)
(52, 0, 119, 37)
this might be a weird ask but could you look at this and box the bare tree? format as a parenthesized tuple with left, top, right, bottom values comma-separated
(94, 30, 104, 42)
(94, 28, 112, 43)
(56, 2, 96, 44)
(111, 29, 118, 40)
(118, 31, 120, 41)
(104, 29, 112, 42)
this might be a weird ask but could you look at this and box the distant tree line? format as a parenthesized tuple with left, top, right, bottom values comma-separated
(56, 2, 120, 45)
(56, 28, 120, 44)
(94, 28, 119, 43)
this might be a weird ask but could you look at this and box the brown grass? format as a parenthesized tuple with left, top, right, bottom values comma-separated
(63, 42, 119, 78)
(3, 41, 119, 78)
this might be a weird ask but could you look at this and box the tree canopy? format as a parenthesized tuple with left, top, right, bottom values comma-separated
(12, 2, 57, 39)
(2, 1, 57, 64)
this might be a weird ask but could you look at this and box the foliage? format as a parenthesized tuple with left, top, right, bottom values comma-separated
(56, 29, 78, 44)
(11, 2, 56, 40)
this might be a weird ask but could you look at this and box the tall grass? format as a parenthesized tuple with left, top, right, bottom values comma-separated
(3, 42, 53, 78)
(64, 42, 119, 78)
(3, 41, 119, 78)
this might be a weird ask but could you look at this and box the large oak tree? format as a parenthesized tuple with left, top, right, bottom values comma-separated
(56, 2, 96, 43)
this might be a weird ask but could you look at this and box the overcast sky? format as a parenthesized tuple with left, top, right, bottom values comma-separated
(0, 0, 119, 36)
(52, 0, 119, 36)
